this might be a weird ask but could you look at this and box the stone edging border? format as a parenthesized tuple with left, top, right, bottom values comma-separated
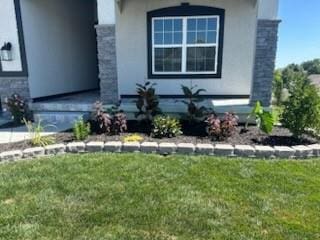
(1, 142, 320, 163)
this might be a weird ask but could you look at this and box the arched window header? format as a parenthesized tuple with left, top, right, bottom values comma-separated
(147, 4, 225, 79)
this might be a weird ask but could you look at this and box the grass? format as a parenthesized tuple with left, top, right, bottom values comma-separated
(0, 153, 319, 240)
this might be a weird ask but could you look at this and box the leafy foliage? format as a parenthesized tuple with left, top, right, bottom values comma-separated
(135, 82, 161, 122)
(281, 73, 320, 138)
(246, 101, 275, 134)
(73, 118, 91, 141)
(180, 85, 208, 122)
(91, 102, 127, 135)
(5, 94, 31, 123)
(205, 113, 238, 141)
(123, 134, 144, 143)
(273, 70, 283, 105)
(301, 59, 320, 75)
(24, 119, 55, 147)
(151, 115, 182, 138)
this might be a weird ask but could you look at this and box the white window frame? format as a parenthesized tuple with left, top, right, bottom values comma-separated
(152, 15, 220, 75)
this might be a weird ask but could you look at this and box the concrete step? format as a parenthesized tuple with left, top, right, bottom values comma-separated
(33, 111, 90, 125)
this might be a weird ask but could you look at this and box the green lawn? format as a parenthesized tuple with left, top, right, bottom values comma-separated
(0, 154, 319, 240)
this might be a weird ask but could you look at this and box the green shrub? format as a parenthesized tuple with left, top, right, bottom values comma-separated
(281, 73, 320, 138)
(73, 118, 91, 141)
(273, 70, 283, 106)
(24, 119, 55, 147)
(151, 115, 182, 138)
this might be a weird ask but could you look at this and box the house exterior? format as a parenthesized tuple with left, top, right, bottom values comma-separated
(0, 0, 280, 115)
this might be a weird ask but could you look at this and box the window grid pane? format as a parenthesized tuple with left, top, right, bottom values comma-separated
(153, 16, 219, 74)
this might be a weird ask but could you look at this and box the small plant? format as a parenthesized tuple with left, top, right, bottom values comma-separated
(135, 82, 161, 122)
(91, 102, 127, 135)
(73, 117, 91, 141)
(245, 101, 275, 134)
(123, 134, 144, 143)
(24, 119, 55, 147)
(151, 115, 182, 138)
(5, 94, 31, 123)
(281, 72, 320, 138)
(206, 113, 238, 141)
(180, 85, 208, 122)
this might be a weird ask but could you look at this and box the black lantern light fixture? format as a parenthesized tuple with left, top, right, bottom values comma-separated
(1, 42, 13, 61)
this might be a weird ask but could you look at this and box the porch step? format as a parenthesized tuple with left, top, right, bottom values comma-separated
(33, 111, 91, 125)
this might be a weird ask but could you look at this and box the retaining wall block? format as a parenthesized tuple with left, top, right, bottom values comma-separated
(159, 143, 177, 155)
(177, 143, 196, 154)
(86, 142, 104, 152)
(23, 147, 45, 159)
(104, 141, 122, 153)
(274, 146, 296, 158)
(292, 145, 313, 158)
(196, 144, 214, 155)
(141, 142, 159, 153)
(0, 150, 23, 162)
(45, 144, 66, 155)
(122, 142, 141, 153)
(234, 145, 256, 157)
(254, 146, 275, 158)
(214, 144, 234, 157)
(67, 142, 86, 153)
(308, 144, 320, 157)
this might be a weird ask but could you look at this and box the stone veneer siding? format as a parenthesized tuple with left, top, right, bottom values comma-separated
(250, 19, 281, 106)
(95, 24, 119, 105)
(0, 77, 30, 109)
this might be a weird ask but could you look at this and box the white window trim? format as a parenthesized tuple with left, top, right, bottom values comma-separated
(151, 15, 220, 75)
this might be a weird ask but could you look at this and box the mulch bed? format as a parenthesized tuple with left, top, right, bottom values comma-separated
(0, 120, 318, 153)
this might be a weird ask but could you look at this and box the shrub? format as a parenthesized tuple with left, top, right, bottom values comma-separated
(123, 134, 144, 143)
(135, 82, 161, 122)
(281, 73, 320, 138)
(246, 101, 275, 134)
(206, 113, 238, 141)
(92, 102, 127, 135)
(73, 118, 91, 141)
(151, 115, 182, 138)
(273, 70, 283, 106)
(24, 119, 55, 147)
(5, 94, 31, 123)
(180, 85, 208, 122)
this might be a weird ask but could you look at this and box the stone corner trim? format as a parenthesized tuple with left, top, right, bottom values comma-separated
(95, 24, 119, 105)
(250, 19, 281, 107)
(1, 141, 320, 164)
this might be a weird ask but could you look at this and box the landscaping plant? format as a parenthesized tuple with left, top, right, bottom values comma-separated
(24, 118, 55, 147)
(135, 82, 161, 122)
(245, 101, 275, 134)
(5, 94, 31, 124)
(92, 102, 127, 135)
(151, 115, 182, 138)
(73, 117, 91, 141)
(281, 72, 320, 138)
(123, 134, 144, 143)
(180, 85, 208, 122)
(206, 113, 238, 141)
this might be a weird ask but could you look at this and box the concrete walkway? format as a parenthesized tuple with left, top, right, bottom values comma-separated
(0, 122, 72, 144)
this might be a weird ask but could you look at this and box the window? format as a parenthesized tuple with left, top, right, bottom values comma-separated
(148, 5, 225, 79)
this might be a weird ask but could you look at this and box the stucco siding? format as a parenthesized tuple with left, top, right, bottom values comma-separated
(19, 0, 99, 99)
(0, 0, 23, 72)
(116, 0, 258, 96)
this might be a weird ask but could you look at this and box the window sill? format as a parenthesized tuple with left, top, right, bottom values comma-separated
(148, 73, 222, 79)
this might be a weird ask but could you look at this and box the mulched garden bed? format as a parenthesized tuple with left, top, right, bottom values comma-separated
(0, 120, 318, 153)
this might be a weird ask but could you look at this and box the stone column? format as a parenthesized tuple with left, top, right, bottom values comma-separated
(96, 0, 119, 105)
(250, 19, 281, 106)
(0, 77, 30, 109)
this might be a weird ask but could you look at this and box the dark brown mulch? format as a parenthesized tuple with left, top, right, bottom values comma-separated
(0, 120, 318, 153)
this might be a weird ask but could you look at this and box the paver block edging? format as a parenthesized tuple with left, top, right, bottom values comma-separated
(86, 142, 104, 152)
(214, 144, 235, 157)
(177, 143, 196, 154)
(104, 141, 122, 153)
(23, 147, 45, 159)
(159, 143, 177, 155)
(45, 144, 66, 155)
(141, 142, 159, 153)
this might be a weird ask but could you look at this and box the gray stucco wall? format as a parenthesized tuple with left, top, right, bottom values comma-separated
(96, 24, 119, 104)
(0, 77, 30, 108)
(250, 19, 280, 106)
